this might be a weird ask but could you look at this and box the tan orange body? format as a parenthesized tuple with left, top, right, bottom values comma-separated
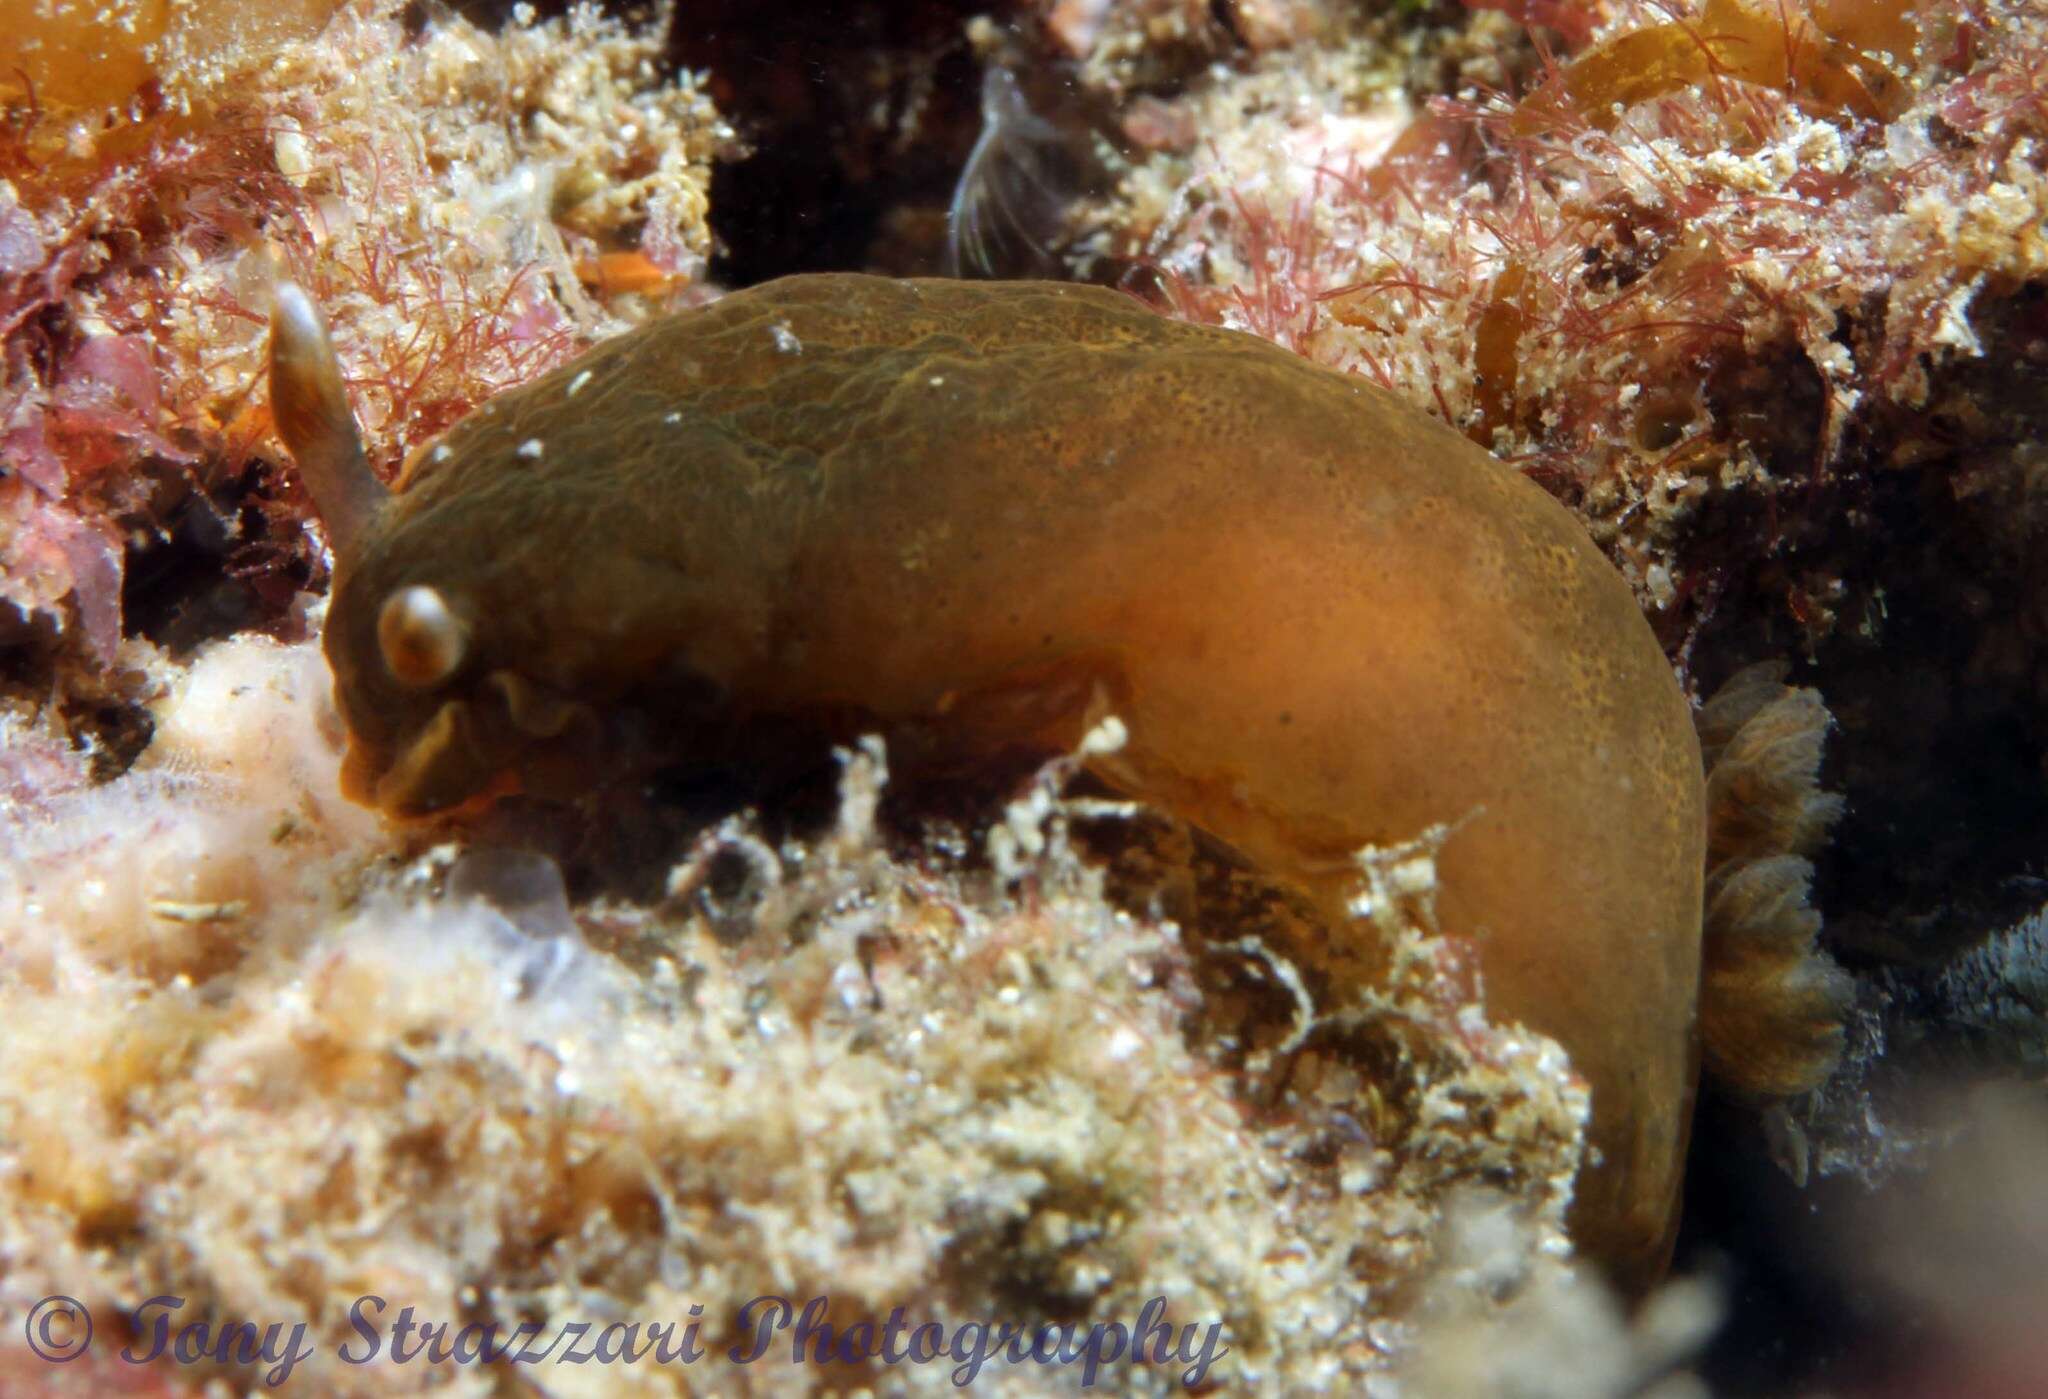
(292, 274, 1706, 1282)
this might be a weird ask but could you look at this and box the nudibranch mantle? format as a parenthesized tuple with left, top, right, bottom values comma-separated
(275, 273, 1706, 1284)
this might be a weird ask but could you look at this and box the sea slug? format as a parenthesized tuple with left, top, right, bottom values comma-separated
(270, 272, 1706, 1284)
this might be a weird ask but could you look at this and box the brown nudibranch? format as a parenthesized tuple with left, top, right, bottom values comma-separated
(271, 272, 1708, 1285)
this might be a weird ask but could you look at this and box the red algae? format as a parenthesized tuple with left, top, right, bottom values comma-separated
(0, 0, 727, 704)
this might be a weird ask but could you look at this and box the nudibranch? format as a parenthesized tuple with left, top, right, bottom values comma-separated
(270, 273, 1706, 1284)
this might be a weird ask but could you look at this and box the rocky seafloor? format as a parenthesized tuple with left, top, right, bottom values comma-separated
(2, 1, 2045, 1394)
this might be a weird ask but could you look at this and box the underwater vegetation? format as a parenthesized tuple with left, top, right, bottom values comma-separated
(2, 0, 730, 729)
(1089, 0, 2044, 647)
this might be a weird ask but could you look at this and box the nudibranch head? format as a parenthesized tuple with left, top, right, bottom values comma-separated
(319, 484, 674, 818)
(267, 283, 617, 816)
(377, 584, 468, 690)
(327, 558, 510, 816)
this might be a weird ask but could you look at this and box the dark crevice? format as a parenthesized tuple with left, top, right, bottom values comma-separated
(673, 0, 1009, 285)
